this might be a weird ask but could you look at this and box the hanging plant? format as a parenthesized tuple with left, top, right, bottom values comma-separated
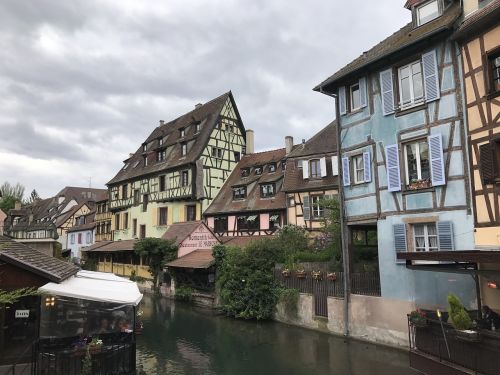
(312, 271, 322, 280)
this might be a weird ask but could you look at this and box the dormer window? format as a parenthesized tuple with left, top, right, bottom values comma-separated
(195, 123, 201, 133)
(268, 163, 276, 173)
(350, 83, 361, 111)
(416, 0, 440, 26)
(233, 186, 247, 200)
(159, 138, 164, 146)
(180, 128, 185, 138)
(181, 142, 187, 156)
(241, 168, 250, 177)
(260, 184, 275, 198)
(157, 149, 166, 162)
(143, 156, 148, 167)
(143, 144, 147, 152)
(255, 166, 262, 175)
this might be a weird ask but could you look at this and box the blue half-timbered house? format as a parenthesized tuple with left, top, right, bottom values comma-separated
(315, 0, 476, 344)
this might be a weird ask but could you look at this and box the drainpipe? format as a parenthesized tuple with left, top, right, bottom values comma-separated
(319, 86, 350, 337)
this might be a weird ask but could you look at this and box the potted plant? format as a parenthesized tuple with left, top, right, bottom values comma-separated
(448, 294, 480, 342)
(88, 337, 103, 354)
(296, 269, 306, 279)
(409, 309, 428, 328)
(408, 178, 431, 190)
(312, 271, 322, 280)
(327, 272, 337, 281)
(281, 268, 290, 277)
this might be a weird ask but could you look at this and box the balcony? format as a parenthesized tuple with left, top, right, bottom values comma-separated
(408, 317, 500, 375)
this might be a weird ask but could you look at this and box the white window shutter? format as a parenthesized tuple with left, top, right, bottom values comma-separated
(422, 49, 440, 103)
(393, 224, 407, 264)
(331, 155, 339, 176)
(385, 144, 401, 192)
(339, 86, 347, 115)
(302, 160, 309, 179)
(320, 157, 327, 177)
(380, 69, 395, 116)
(342, 157, 350, 186)
(429, 134, 445, 186)
(437, 221, 454, 251)
(303, 196, 310, 221)
(363, 151, 372, 182)
(359, 77, 367, 108)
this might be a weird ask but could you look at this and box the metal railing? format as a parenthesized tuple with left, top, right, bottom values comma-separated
(408, 316, 500, 375)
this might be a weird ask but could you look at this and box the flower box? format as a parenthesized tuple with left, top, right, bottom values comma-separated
(296, 269, 306, 279)
(456, 329, 481, 342)
(408, 179, 432, 190)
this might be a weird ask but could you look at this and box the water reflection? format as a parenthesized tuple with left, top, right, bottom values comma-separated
(136, 295, 415, 375)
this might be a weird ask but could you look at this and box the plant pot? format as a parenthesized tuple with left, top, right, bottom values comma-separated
(281, 269, 290, 277)
(296, 270, 306, 279)
(312, 271, 322, 281)
(327, 272, 337, 281)
(456, 329, 481, 342)
(410, 319, 428, 328)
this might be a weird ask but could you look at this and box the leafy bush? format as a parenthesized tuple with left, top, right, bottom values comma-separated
(274, 225, 309, 262)
(81, 257, 97, 271)
(175, 286, 194, 302)
(448, 294, 472, 330)
(280, 288, 299, 317)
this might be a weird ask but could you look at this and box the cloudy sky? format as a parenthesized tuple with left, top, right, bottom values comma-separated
(0, 0, 410, 198)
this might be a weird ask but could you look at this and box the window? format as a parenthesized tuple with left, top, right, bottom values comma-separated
(413, 223, 438, 252)
(309, 159, 321, 179)
(133, 219, 137, 237)
(311, 196, 324, 219)
(142, 194, 148, 212)
(260, 184, 275, 198)
(181, 171, 189, 187)
(398, 61, 424, 109)
(122, 184, 128, 199)
(179, 128, 185, 137)
(78, 233, 82, 244)
(143, 156, 148, 167)
(416, 0, 440, 26)
(234, 151, 241, 162)
(241, 168, 250, 177)
(181, 142, 187, 156)
(404, 139, 430, 185)
(70, 234, 75, 244)
(268, 163, 276, 173)
(350, 83, 361, 111)
(353, 155, 365, 184)
(115, 214, 120, 230)
(488, 51, 500, 94)
(124, 213, 129, 229)
(106, 221, 111, 233)
(143, 144, 147, 152)
(479, 139, 500, 183)
(157, 149, 166, 162)
(212, 147, 223, 159)
(255, 166, 262, 175)
(159, 138, 163, 146)
(86, 232, 91, 244)
(214, 216, 228, 232)
(186, 205, 196, 221)
(269, 213, 281, 230)
(159, 175, 166, 192)
(139, 225, 146, 239)
(242, 145, 247, 155)
(134, 189, 140, 205)
(233, 186, 246, 200)
(159, 207, 168, 226)
(195, 123, 201, 133)
(237, 215, 260, 231)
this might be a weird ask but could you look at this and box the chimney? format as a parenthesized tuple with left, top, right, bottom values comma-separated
(246, 129, 255, 154)
(195, 103, 203, 109)
(14, 201, 21, 210)
(285, 136, 294, 155)
(159, 120, 164, 125)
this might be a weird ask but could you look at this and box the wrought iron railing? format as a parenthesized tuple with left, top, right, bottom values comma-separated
(408, 316, 500, 375)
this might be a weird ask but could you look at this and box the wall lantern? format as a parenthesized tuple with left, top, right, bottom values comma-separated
(45, 296, 56, 307)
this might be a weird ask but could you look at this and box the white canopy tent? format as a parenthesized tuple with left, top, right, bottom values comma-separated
(39, 270, 143, 306)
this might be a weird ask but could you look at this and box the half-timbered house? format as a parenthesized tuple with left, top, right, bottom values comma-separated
(454, 0, 500, 250)
(204, 148, 287, 237)
(107, 92, 246, 241)
(282, 122, 339, 235)
(315, 0, 476, 346)
(94, 194, 112, 242)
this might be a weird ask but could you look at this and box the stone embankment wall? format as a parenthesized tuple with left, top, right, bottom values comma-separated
(275, 293, 415, 348)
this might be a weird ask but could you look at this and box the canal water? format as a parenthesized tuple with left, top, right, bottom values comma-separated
(136, 295, 415, 375)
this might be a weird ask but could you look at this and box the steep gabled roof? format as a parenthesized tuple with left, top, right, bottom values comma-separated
(454, 0, 500, 41)
(286, 122, 337, 159)
(161, 221, 219, 246)
(314, 2, 461, 92)
(107, 91, 243, 186)
(0, 235, 79, 283)
(204, 148, 287, 215)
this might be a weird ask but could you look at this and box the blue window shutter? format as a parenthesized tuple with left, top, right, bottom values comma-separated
(380, 69, 395, 116)
(428, 134, 445, 186)
(422, 50, 440, 103)
(339, 86, 347, 115)
(363, 151, 371, 183)
(385, 144, 401, 192)
(393, 224, 407, 264)
(437, 221, 454, 251)
(359, 77, 367, 108)
(342, 157, 350, 186)
(303, 196, 310, 221)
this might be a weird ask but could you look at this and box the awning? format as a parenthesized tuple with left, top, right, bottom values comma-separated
(270, 215, 279, 221)
(166, 250, 214, 269)
(247, 215, 257, 222)
(39, 270, 143, 306)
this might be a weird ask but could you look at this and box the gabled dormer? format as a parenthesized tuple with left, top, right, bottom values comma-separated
(405, 0, 454, 28)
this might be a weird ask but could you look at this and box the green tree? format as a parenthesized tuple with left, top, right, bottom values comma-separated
(0, 287, 38, 304)
(0, 195, 17, 212)
(134, 238, 177, 293)
(273, 225, 309, 263)
(25, 189, 41, 205)
(0, 182, 25, 211)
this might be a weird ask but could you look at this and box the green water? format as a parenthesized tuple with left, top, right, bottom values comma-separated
(136, 295, 415, 375)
